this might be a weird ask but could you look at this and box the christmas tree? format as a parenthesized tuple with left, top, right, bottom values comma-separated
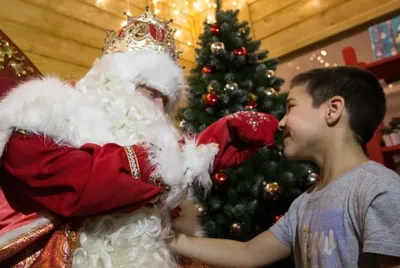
(177, 1, 318, 266)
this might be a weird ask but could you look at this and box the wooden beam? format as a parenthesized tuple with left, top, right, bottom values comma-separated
(113, 0, 148, 10)
(26, 52, 89, 78)
(248, 0, 297, 23)
(0, 18, 101, 68)
(247, 0, 259, 5)
(252, 0, 348, 41)
(0, 0, 195, 63)
(77, 0, 144, 18)
(260, 0, 400, 58)
(22, 0, 128, 33)
(180, 58, 196, 77)
(155, 1, 193, 31)
(0, 0, 105, 50)
(238, 1, 255, 39)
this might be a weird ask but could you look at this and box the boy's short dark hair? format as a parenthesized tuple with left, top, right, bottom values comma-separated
(290, 66, 386, 148)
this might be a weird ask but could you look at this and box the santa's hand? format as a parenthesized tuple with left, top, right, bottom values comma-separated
(197, 111, 279, 173)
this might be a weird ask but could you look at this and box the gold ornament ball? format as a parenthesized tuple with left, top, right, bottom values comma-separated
(263, 182, 282, 200)
(230, 222, 242, 233)
(211, 42, 225, 54)
(179, 120, 186, 129)
(207, 83, 216, 93)
(195, 203, 205, 215)
(249, 93, 258, 101)
(266, 70, 275, 78)
(264, 87, 277, 96)
(224, 82, 238, 91)
(308, 173, 319, 183)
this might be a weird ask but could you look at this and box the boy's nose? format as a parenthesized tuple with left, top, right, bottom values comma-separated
(278, 116, 286, 131)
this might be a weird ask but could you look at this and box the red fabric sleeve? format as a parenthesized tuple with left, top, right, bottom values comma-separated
(0, 132, 162, 217)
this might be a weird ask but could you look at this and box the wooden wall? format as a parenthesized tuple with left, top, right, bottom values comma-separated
(0, 0, 194, 79)
(1, 0, 399, 78)
(246, 0, 400, 59)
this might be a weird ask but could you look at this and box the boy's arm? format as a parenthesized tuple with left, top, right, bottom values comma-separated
(170, 195, 302, 267)
(170, 230, 291, 268)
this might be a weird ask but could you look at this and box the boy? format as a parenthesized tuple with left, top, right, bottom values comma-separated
(169, 67, 400, 267)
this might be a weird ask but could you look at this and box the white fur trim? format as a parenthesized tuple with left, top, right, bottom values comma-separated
(0, 216, 52, 247)
(0, 77, 114, 155)
(73, 207, 176, 268)
(75, 51, 184, 111)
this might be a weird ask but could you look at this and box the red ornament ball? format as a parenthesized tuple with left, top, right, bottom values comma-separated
(245, 101, 258, 109)
(118, 28, 126, 37)
(210, 24, 220, 36)
(233, 47, 247, 56)
(205, 93, 219, 107)
(212, 172, 228, 188)
(274, 214, 283, 222)
(202, 66, 212, 74)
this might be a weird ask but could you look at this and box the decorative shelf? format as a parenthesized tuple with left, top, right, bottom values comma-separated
(381, 144, 400, 154)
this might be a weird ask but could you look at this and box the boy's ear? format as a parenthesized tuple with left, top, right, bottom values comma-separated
(326, 96, 345, 125)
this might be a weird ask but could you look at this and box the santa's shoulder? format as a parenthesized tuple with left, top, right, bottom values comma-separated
(1, 76, 78, 106)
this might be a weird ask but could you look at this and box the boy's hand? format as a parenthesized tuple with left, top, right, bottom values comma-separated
(172, 201, 204, 237)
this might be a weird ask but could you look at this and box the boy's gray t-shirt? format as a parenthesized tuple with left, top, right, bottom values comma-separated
(270, 161, 400, 267)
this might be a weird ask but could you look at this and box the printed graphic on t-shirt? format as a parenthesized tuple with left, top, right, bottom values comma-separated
(299, 209, 347, 267)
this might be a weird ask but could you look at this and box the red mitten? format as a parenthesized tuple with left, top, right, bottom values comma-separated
(197, 111, 279, 172)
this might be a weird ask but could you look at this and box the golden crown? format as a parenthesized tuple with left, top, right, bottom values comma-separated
(103, 7, 181, 62)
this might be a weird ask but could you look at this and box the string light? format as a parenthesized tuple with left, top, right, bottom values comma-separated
(95, 0, 104, 6)
(321, 50, 327, 56)
(147, 0, 224, 53)
(193, 2, 200, 10)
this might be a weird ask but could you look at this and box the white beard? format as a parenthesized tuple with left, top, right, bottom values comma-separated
(73, 208, 176, 268)
(0, 75, 217, 268)
(75, 72, 173, 146)
(72, 75, 180, 267)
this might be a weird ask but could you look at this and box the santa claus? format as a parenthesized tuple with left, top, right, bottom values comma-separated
(0, 8, 219, 268)
(0, 8, 279, 268)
